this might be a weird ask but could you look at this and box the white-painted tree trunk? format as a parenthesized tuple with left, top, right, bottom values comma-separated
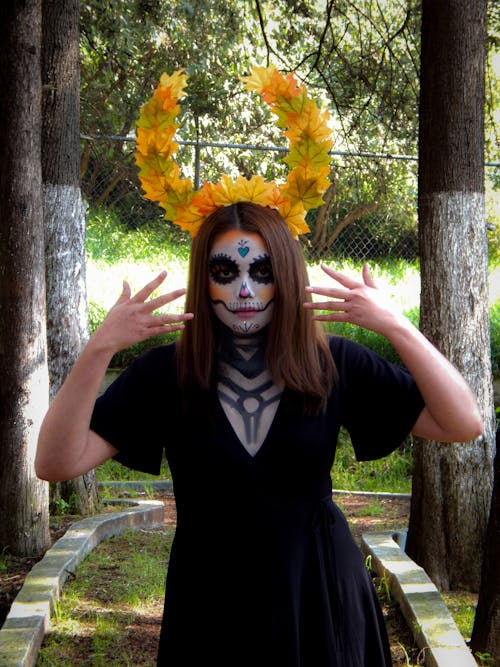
(42, 0, 99, 515)
(409, 192, 495, 592)
(407, 0, 495, 594)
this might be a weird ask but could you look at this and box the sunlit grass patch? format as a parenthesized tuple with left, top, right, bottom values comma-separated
(38, 528, 174, 667)
(440, 590, 478, 642)
(332, 429, 413, 493)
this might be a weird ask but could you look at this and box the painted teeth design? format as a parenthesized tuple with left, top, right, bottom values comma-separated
(229, 302, 264, 311)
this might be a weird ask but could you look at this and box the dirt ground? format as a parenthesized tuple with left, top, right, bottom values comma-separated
(0, 493, 425, 666)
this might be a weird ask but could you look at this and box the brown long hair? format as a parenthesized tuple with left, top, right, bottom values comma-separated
(176, 202, 336, 412)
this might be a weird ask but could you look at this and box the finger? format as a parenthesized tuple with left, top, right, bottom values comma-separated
(311, 312, 349, 322)
(304, 300, 349, 312)
(116, 280, 131, 304)
(145, 288, 187, 312)
(143, 322, 191, 338)
(362, 263, 377, 288)
(155, 312, 194, 325)
(320, 264, 361, 289)
(305, 285, 350, 299)
(131, 271, 168, 304)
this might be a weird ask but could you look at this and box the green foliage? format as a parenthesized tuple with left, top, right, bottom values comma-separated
(85, 205, 190, 367)
(322, 306, 420, 368)
(50, 492, 81, 517)
(332, 429, 413, 493)
(96, 456, 170, 482)
(86, 205, 190, 264)
(474, 652, 497, 667)
(0, 546, 10, 575)
(373, 573, 392, 603)
(88, 300, 108, 335)
(490, 301, 500, 375)
(487, 211, 500, 266)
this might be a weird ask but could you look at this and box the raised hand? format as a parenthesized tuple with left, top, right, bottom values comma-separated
(91, 271, 193, 355)
(304, 263, 401, 336)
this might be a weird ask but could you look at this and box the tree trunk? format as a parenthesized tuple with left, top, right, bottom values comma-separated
(406, 0, 495, 592)
(311, 170, 338, 249)
(42, 0, 99, 515)
(470, 429, 500, 663)
(0, 0, 50, 557)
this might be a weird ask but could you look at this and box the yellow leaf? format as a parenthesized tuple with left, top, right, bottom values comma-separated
(239, 66, 276, 93)
(283, 169, 330, 210)
(285, 137, 332, 170)
(277, 200, 310, 238)
(157, 70, 189, 102)
(135, 126, 178, 159)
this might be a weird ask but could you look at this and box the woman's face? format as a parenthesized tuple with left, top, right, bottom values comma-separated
(208, 230, 275, 335)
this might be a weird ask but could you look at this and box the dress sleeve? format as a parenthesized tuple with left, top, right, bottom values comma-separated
(90, 345, 177, 475)
(330, 336, 425, 461)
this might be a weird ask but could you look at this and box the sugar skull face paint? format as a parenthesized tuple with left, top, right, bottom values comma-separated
(209, 230, 275, 334)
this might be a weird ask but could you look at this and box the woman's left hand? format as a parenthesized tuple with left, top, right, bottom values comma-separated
(305, 263, 483, 442)
(304, 263, 401, 336)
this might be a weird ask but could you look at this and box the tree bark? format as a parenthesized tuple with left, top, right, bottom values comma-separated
(0, 0, 50, 556)
(470, 429, 500, 663)
(42, 0, 99, 514)
(406, 0, 495, 592)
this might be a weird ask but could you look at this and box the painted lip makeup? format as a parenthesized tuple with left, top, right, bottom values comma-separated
(235, 308, 259, 318)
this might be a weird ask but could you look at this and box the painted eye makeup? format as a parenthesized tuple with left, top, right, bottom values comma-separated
(249, 256, 274, 284)
(209, 254, 240, 285)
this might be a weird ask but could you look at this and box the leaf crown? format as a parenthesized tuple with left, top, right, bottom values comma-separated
(135, 66, 333, 239)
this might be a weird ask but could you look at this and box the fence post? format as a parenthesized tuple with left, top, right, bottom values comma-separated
(194, 115, 201, 190)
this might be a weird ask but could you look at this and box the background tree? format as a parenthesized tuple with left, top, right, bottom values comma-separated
(78, 0, 423, 258)
(0, 0, 50, 557)
(42, 0, 99, 514)
(405, 0, 495, 592)
(254, 0, 422, 255)
(471, 430, 500, 663)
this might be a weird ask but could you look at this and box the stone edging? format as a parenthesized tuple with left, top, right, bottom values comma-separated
(0, 499, 164, 667)
(361, 530, 477, 667)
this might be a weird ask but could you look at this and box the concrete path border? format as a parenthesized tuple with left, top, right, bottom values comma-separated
(0, 499, 164, 667)
(361, 530, 477, 667)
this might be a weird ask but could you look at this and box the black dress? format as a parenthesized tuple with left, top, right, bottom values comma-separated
(90, 336, 424, 667)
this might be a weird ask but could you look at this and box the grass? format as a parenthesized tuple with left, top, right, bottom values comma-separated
(440, 590, 478, 642)
(332, 429, 413, 493)
(37, 527, 173, 667)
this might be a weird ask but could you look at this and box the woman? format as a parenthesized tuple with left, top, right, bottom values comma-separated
(36, 202, 482, 666)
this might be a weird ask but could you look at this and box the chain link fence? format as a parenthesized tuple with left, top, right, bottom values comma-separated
(81, 134, 423, 263)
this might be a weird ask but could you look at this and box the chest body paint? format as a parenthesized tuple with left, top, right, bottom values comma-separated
(209, 231, 281, 454)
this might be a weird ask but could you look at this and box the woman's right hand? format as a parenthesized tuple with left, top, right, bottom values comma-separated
(90, 271, 194, 356)
(36, 271, 194, 482)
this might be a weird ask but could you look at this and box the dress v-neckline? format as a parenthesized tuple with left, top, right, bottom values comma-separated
(217, 393, 283, 460)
